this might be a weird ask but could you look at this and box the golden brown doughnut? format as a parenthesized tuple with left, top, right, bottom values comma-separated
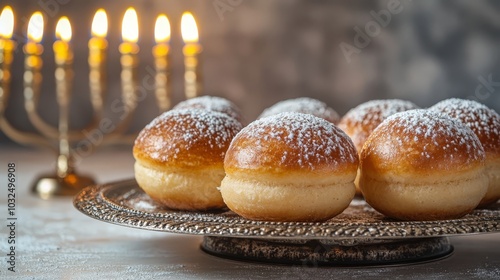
(173, 95, 243, 123)
(259, 97, 340, 124)
(220, 112, 358, 222)
(359, 109, 488, 220)
(133, 109, 242, 210)
(430, 98, 500, 207)
(338, 99, 419, 194)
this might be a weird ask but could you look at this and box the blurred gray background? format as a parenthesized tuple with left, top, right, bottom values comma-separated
(1, 0, 500, 144)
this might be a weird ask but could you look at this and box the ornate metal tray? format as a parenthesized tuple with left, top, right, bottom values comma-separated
(74, 179, 500, 266)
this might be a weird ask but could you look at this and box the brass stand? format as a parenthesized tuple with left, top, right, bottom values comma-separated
(0, 11, 153, 198)
(32, 173, 95, 199)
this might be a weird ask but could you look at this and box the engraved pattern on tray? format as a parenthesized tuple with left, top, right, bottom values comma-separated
(73, 179, 500, 239)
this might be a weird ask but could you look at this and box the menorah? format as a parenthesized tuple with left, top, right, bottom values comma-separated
(0, 7, 202, 199)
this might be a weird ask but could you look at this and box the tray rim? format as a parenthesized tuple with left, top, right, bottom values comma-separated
(73, 178, 500, 241)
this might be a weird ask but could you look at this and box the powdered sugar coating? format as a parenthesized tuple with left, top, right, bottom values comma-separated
(173, 96, 242, 122)
(226, 112, 358, 172)
(342, 99, 419, 126)
(338, 99, 419, 152)
(430, 98, 500, 154)
(134, 109, 242, 165)
(259, 97, 340, 123)
(365, 109, 485, 168)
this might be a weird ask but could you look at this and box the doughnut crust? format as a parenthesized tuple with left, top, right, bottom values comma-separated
(338, 99, 419, 194)
(430, 98, 500, 206)
(221, 112, 358, 222)
(259, 97, 340, 124)
(359, 109, 488, 220)
(133, 109, 242, 210)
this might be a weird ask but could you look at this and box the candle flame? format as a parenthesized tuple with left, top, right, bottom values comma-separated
(0, 6, 14, 38)
(27, 12, 44, 43)
(91, 9, 108, 38)
(155, 14, 170, 44)
(56, 17, 72, 42)
(122, 8, 138, 43)
(181, 12, 198, 44)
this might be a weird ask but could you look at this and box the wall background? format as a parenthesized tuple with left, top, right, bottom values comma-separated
(1, 0, 500, 144)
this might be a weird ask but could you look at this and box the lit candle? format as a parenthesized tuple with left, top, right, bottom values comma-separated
(89, 9, 108, 112)
(24, 12, 44, 108)
(153, 14, 171, 112)
(54, 17, 73, 65)
(181, 12, 202, 99)
(0, 6, 16, 108)
(119, 7, 139, 109)
(53, 16, 73, 178)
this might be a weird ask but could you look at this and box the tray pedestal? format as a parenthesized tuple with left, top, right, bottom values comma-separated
(202, 236, 452, 266)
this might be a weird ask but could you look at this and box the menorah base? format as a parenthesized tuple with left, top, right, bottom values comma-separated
(31, 173, 95, 199)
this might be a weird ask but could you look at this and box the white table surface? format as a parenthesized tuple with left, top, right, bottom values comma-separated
(0, 145, 499, 280)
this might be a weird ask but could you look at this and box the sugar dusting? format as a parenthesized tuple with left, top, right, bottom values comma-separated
(136, 109, 242, 162)
(233, 112, 357, 169)
(173, 95, 242, 122)
(259, 97, 340, 123)
(341, 99, 419, 127)
(430, 98, 500, 151)
(376, 109, 485, 162)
